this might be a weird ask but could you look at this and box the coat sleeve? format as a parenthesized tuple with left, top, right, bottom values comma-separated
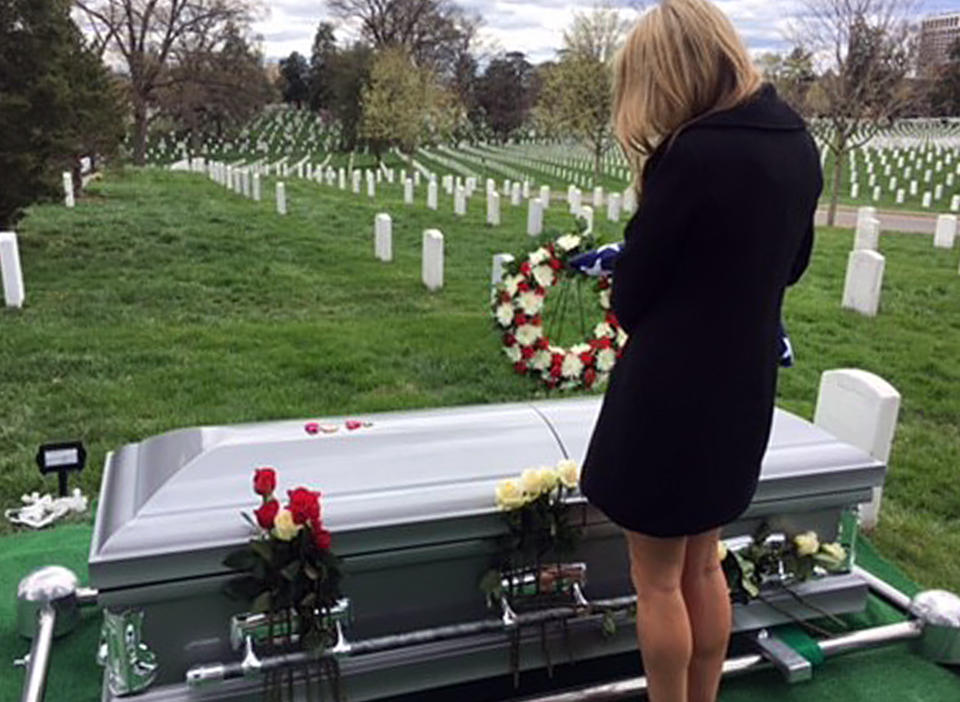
(611, 140, 700, 334)
(786, 221, 814, 286)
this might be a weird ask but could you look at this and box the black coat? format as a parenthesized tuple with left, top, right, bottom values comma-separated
(579, 84, 823, 537)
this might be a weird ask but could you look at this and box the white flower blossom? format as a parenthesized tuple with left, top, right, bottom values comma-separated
(503, 345, 522, 362)
(596, 348, 617, 372)
(530, 350, 552, 371)
(517, 290, 544, 315)
(495, 303, 514, 327)
(616, 327, 628, 348)
(794, 531, 820, 557)
(556, 234, 582, 252)
(495, 479, 525, 510)
(556, 459, 579, 488)
(503, 274, 523, 298)
(532, 264, 555, 288)
(515, 323, 542, 347)
(561, 353, 584, 378)
(599, 289, 611, 309)
(594, 322, 614, 338)
(570, 343, 591, 355)
(528, 247, 550, 266)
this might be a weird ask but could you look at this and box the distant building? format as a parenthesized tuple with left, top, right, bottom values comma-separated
(918, 12, 960, 74)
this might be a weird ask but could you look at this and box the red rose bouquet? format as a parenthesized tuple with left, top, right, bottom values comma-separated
(223, 467, 343, 655)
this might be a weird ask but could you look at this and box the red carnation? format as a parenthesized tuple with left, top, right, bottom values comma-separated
(548, 258, 562, 271)
(534, 286, 546, 297)
(517, 281, 531, 293)
(536, 337, 550, 350)
(287, 487, 321, 525)
(579, 351, 595, 366)
(546, 243, 555, 254)
(551, 352, 565, 366)
(584, 368, 597, 387)
(503, 333, 517, 346)
(514, 361, 528, 375)
(514, 312, 529, 326)
(530, 314, 542, 326)
(519, 261, 532, 275)
(304, 422, 320, 435)
(313, 525, 333, 550)
(520, 345, 536, 359)
(597, 278, 611, 290)
(254, 499, 280, 529)
(605, 311, 619, 326)
(550, 364, 563, 379)
(499, 291, 512, 303)
(253, 468, 276, 497)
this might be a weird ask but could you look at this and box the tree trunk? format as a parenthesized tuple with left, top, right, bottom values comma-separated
(593, 140, 602, 186)
(133, 100, 149, 166)
(827, 133, 846, 228)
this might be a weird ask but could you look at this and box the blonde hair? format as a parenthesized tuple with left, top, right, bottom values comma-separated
(612, 0, 762, 177)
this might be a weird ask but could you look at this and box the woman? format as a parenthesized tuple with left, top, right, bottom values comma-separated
(578, 2, 822, 701)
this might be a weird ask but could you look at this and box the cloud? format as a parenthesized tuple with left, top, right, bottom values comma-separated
(252, 0, 955, 63)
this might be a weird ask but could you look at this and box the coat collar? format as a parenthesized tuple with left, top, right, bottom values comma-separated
(685, 83, 806, 132)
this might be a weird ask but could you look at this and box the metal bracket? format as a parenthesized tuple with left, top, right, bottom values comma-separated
(755, 629, 813, 683)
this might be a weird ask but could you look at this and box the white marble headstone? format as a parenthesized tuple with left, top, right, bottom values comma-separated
(487, 191, 500, 226)
(422, 229, 444, 291)
(607, 193, 622, 222)
(539, 185, 550, 209)
(375, 213, 392, 262)
(841, 249, 884, 317)
(404, 179, 414, 205)
(0, 232, 25, 308)
(934, 214, 957, 249)
(491, 253, 514, 286)
(527, 198, 543, 237)
(63, 172, 75, 208)
(275, 182, 287, 215)
(427, 179, 438, 210)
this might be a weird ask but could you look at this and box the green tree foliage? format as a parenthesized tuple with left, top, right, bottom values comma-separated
(360, 46, 456, 159)
(928, 39, 960, 117)
(308, 22, 338, 111)
(476, 52, 538, 142)
(328, 43, 373, 150)
(0, 0, 124, 229)
(278, 51, 311, 108)
(535, 7, 627, 181)
(756, 47, 817, 114)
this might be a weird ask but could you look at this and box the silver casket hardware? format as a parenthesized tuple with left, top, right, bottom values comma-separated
(229, 598, 352, 652)
(97, 608, 159, 696)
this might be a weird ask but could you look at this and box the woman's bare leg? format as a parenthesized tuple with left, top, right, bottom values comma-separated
(681, 528, 731, 702)
(624, 530, 691, 702)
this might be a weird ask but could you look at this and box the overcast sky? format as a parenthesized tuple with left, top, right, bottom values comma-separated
(252, 0, 960, 64)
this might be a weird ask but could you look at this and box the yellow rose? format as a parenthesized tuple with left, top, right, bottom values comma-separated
(273, 509, 301, 541)
(717, 540, 728, 562)
(520, 468, 544, 497)
(819, 542, 847, 563)
(556, 459, 579, 488)
(495, 479, 526, 510)
(794, 531, 820, 557)
(538, 467, 559, 492)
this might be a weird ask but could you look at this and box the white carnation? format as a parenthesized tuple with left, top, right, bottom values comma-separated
(532, 264, 555, 288)
(530, 350, 552, 371)
(556, 234, 582, 252)
(517, 291, 544, 315)
(596, 348, 617, 372)
(570, 343, 591, 355)
(594, 322, 614, 338)
(495, 303, 514, 327)
(515, 323, 542, 347)
(528, 247, 550, 265)
(561, 353, 584, 378)
(503, 345, 521, 362)
(616, 327, 628, 348)
(599, 289, 611, 309)
(503, 274, 523, 298)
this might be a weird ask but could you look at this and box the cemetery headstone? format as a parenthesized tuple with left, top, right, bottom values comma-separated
(375, 213, 393, 262)
(842, 249, 885, 317)
(63, 172, 74, 208)
(580, 205, 594, 234)
(252, 173, 261, 202)
(0, 232, 25, 308)
(934, 214, 957, 249)
(491, 253, 515, 286)
(540, 185, 550, 209)
(487, 191, 501, 226)
(454, 185, 467, 216)
(422, 229, 444, 291)
(276, 182, 287, 215)
(607, 193, 622, 222)
(404, 179, 414, 205)
(510, 183, 522, 206)
(527, 198, 544, 237)
(427, 180, 438, 210)
(854, 217, 880, 251)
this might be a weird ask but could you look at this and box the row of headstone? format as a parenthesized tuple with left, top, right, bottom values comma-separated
(371, 213, 444, 291)
(843, 207, 885, 317)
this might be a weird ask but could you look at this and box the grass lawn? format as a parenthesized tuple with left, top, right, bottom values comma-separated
(1, 168, 958, 595)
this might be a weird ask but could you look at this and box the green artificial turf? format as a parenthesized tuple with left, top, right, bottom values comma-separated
(0, 167, 958, 600)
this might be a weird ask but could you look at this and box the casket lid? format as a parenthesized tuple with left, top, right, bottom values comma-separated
(89, 398, 883, 590)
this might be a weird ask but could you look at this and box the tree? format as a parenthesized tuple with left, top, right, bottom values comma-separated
(756, 46, 817, 114)
(791, 0, 917, 225)
(928, 39, 960, 116)
(308, 21, 337, 111)
(76, 0, 256, 165)
(476, 52, 537, 142)
(325, 0, 478, 74)
(156, 22, 275, 145)
(1, 0, 124, 228)
(328, 42, 373, 150)
(535, 7, 629, 180)
(278, 51, 310, 107)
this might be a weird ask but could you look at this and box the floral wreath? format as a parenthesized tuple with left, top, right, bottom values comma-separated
(491, 227, 628, 390)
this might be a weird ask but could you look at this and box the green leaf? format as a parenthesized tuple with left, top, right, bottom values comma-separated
(251, 590, 272, 614)
(251, 540, 273, 563)
(281, 560, 302, 581)
(479, 568, 503, 602)
(304, 563, 320, 581)
(601, 611, 617, 637)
